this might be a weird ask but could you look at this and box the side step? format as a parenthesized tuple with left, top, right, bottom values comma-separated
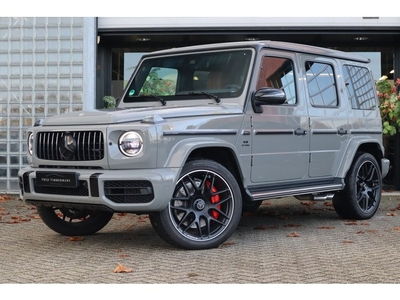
(294, 193, 336, 201)
(247, 181, 343, 202)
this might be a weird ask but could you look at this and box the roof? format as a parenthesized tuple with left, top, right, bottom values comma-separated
(143, 40, 370, 63)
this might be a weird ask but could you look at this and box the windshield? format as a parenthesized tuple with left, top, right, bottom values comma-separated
(122, 49, 253, 104)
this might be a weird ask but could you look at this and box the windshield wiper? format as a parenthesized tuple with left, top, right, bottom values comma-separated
(189, 92, 221, 104)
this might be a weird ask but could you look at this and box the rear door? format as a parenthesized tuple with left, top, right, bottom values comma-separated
(299, 55, 350, 178)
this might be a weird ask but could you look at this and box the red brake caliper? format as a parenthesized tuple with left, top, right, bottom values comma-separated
(206, 181, 221, 219)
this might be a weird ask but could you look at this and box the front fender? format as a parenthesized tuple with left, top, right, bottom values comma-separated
(163, 137, 241, 168)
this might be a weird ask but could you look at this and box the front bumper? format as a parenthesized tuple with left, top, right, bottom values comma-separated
(18, 167, 181, 213)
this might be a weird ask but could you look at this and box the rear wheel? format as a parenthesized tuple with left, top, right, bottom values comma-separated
(333, 152, 382, 220)
(149, 159, 242, 250)
(37, 206, 113, 236)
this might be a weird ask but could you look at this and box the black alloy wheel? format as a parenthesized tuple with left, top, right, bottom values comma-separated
(150, 159, 242, 250)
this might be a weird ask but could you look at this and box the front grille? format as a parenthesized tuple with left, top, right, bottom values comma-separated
(39, 165, 103, 170)
(36, 131, 104, 161)
(33, 179, 89, 196)
(104, 180, 154, 204)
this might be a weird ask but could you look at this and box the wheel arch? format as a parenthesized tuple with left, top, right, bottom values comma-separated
(337, 139, 384, 179)
(163, 138, 245, 188)
(187, 147, 243, 185)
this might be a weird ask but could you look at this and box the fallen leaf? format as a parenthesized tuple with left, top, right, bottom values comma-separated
(360, 221, 370, 226)
(221, 241, 235, 247)
(28, 214, 41, 219)
(342, 240, 354, 244)
(300, 201, 314, 206)
(284, 223, 301, 227)
(392, 227, 400, 231)
(345, 221, 358, 225)
(318, 226, 335, 229)
(137, 216, 147, 223)
(119, 254, 130, 258)
(324, 202, 333, 207)
(386, 212, 398, 217)
(287, 232, 301, 237)
(6, 216, 30, 223)
(0, 195, 11, 202)
(6, 220, 20, 224)
(356, 231, 365, 234)
(68, 236, 84, 242)
(253, 225, 266, 230)
(113, 263, 133, 273)
(188, 273, 198, 277)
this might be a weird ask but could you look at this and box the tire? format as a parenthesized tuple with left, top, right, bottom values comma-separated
(36, 206, 113, 236)
(149, 159, 242, 250)
(333, 152, 382, 220)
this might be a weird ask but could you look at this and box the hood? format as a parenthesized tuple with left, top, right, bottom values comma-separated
(40, 104, 243, 126)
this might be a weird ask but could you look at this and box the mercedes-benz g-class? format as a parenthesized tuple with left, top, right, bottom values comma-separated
(19, 41, 389, 250)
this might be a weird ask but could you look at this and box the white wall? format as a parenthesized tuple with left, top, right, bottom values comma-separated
(98, 17, 400, 29)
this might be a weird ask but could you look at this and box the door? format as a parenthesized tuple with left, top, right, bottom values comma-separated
(300, 56, 350, 178)
(250, 52, 310, 183)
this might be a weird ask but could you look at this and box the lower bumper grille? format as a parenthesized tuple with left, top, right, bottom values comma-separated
(33, 179, 89, 196)
(104, 180, 154, 204)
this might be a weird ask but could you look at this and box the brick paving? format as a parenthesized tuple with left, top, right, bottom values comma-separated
(1, 193, 400, 284)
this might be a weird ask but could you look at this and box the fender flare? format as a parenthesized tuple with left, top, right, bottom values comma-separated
(335, 137, 384, 179)
(163, 137, 243, 169)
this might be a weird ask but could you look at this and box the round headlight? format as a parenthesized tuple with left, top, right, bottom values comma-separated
(118, 131, 143, 157)
(28, 132, 34, 156)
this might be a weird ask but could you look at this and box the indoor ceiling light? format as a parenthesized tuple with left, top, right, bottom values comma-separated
(137, 38, 151, 42)
(354, 36, 369, 41)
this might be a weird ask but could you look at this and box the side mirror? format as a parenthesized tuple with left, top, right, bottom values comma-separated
(252, 88, 287, 113)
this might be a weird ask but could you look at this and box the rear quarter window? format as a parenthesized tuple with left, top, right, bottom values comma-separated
(342, 64, 377, 110)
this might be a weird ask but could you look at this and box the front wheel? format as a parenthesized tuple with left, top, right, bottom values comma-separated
(333, 152, 382, 220)
(149, 159, 242, 250)
(37, 206, 113, 236)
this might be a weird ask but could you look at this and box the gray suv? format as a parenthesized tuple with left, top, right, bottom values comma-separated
(19, 41, 390, 250)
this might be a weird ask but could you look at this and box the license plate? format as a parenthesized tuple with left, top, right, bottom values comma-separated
(36, 171, 78, 188)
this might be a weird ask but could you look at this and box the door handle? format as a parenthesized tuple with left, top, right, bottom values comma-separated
(338, 128, 348, 135)
(295, 128, 307, 136)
